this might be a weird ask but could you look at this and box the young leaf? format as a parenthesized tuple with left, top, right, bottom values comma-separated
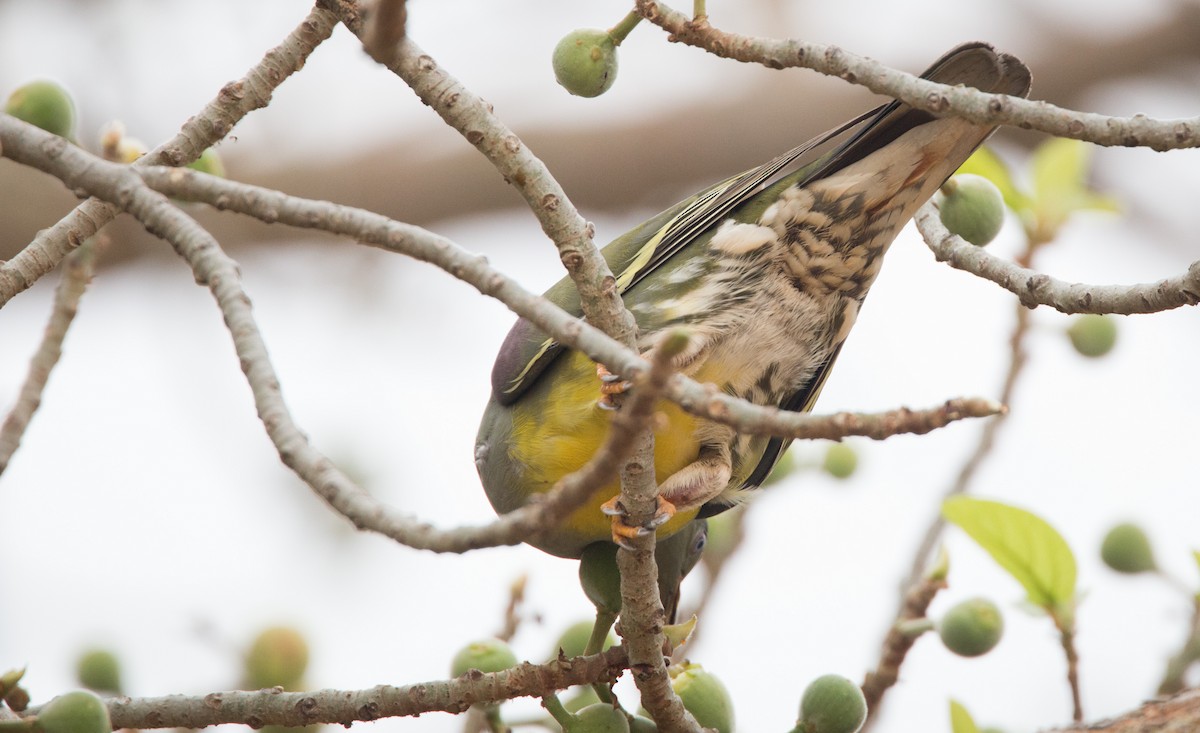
(949, 699, 981, 733)
(1029, 138, 1119, 236)
(942, 497, 1077, 613)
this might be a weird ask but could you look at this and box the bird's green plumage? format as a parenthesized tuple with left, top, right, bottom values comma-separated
(477, 43, 1032, 569)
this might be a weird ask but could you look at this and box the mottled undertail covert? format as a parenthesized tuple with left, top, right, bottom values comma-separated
(476, 43, 1032, 564)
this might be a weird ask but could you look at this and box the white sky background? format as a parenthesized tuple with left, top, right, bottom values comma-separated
(1, 1, 1198, 732)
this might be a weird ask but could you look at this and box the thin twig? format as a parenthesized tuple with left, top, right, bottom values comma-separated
(0, 4, 338, 308)
(634, 0, 1200, 151)
(868, 217, 1041, 723)
(1057, 618, 1084, 722)
(1158, 596, 1200, 695)
(494, 576, 527, 644)
(0, 240, 97, 475)
(916, 203, 1200, 314)
(861, 574, 948, 718)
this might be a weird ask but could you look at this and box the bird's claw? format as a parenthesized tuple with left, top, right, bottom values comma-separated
(596, 364, 633, 410)
(601, 496, 677, 548)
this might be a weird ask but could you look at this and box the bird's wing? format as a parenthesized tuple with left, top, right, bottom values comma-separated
(490, 106, 891, 405)
(492, 42, 1030, 407)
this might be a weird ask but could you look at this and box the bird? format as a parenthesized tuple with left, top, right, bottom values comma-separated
(474, 43, 1031, 594)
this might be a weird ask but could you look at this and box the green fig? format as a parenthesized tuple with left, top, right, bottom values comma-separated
(669, 663, 734, 733)
(450, 638, 518, 677)
(822, 443, 858, 480)
(5, 80, 76, 140)
(244, 626, 309, 690)
(939, 598, 1004, 657)
(1100, 522, 1156, 574)
(75, 649, 122, 695)
(796, 674, 867, 733)
(1067, 314, 1117, 359)
(939, 174, 1006, 246)
(552, 29, 618, 98)
(34, 690, 110, 733)
(551, 620, 616, 660)
(567, 703, 630, 733)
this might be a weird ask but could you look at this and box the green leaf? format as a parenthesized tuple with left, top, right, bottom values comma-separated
(1193, 548, 1200, 575)
(955, 147, 1029, 214)
(942, 496, 1077, 613)
(949, 699, 981, 733)
(1029, 138, 1119, 236)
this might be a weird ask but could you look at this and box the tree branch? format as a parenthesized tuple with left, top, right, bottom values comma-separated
(81, 668, 1200, 732)
(634, 0, 1199, 151)
(101, 649, 630, 729)
(861, 573, 947, 718)
(611, 337, 704, 733)
(143, 166, 1005, 437)
(0, 4, 337, 309)
(0, 119, 1002, 559)
(321, 0, 640, 359)
(0, 241, 96, 475)
(915, 203, 1200, 314)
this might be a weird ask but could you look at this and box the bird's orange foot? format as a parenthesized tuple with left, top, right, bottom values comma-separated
(596, 364, 633, 411)
(600, 495, 677, 550)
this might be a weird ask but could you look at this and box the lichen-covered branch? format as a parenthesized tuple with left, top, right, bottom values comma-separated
(634, 0, 1199, 151)
(0, 4, 337, 309)
(916, 203, 1200, 314)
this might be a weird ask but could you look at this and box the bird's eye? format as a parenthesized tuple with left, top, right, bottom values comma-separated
(691, 530, 708, 554)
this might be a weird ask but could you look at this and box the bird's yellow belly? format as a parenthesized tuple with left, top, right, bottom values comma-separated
(509, 350, 704, 544)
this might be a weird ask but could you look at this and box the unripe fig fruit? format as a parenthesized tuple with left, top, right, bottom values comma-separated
(939, 598, 1004, 657)
(822, 443, 858, 480)
(1100, 522, 1156, 574)
(6, 80, 76, 140)
(551, 620, 615, 660)
(244, 626, 309, 690)
(669, 663, 734, 733)
(1067, 314, 1117, 358)
(796, 674, 867, 733)
(939, 174, 1005, 246)
(450, 638, 518, 677)
(552, 29, 618, 98)
(34, 690, 110, 733)
(568, 703, 630, 733)
(75, 649, 122, 695)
